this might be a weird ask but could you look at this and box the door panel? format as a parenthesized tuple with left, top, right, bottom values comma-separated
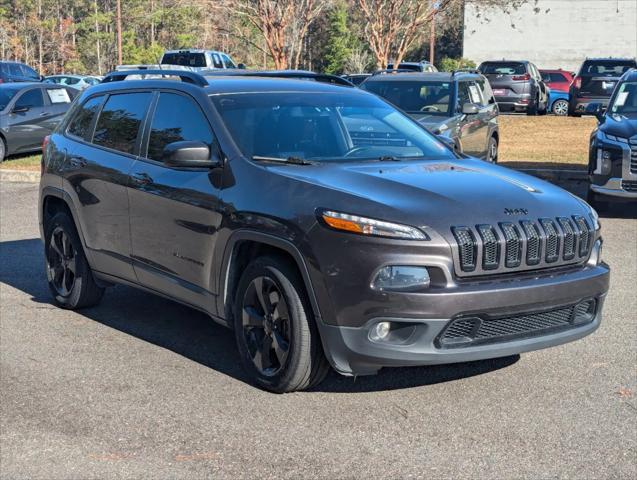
(129, 91, 222, 312)
(7, 88, 48, 152)
(64, 91, 152, 281)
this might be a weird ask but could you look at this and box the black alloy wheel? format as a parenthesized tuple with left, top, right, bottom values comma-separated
(47, 226, 77, 297)
(241, 275, 291, 376)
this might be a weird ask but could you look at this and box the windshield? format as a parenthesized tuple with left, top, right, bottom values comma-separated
(581, 61, 636, 77)
(362, 81, 452, 115)
(609, 81, 637, 115)
(480, 62, 526, 75)
(210, 91, 453, 162)
(0, 87, 21, 110)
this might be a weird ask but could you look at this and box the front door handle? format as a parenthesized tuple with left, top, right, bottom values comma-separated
(68, 156, 87, 168)
(131, 172, 153, 186)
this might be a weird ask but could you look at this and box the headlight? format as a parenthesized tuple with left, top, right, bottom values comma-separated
(590, 208, 600, 230)
(319, 210, 428, 240)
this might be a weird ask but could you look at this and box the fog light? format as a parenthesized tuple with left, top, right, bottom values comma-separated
(370, 321, 391, 341)
(372, 266, 430, 292)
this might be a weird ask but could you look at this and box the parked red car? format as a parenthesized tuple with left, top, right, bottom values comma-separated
(540, 69, 574, 92)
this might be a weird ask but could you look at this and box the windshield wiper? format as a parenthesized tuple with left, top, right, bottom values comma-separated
(252, 155, 315, 165)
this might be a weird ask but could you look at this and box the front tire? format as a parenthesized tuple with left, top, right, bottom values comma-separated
(0, 136, 6, 162)
(233, 256, 329, 393)
(45, 212, 104, 309)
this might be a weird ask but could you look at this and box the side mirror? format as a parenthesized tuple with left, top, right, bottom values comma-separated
(11, 105, 29, 114)
(461, 103, 479, 115)
(161, 141, 220, 168)
(437, 135, 456, 152)
(39, 75, 46, 82)
(237, 63, 246, 70)
(585, 102, 605, 122)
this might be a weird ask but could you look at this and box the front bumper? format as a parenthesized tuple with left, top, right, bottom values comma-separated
(316, 259, 609, 376)
(590, 135, 637, 198)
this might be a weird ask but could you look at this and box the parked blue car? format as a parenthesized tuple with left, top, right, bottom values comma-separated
(548, 88, 569, 116)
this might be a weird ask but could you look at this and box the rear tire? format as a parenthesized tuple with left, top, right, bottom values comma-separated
(527, 96, 539, 116)
(486, 136, 498, 163)
(45, 212, 104, 309)
(552, 99, 569, 116)
(233, 255, 330, 393)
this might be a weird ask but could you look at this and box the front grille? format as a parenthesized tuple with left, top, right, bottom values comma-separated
(452, 215, 594, 276)
(436, 299, 597, 348)
(630, 136, 637, 174)
(622, 180, 637, 192)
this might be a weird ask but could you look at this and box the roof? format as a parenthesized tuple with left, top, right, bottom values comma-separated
(163, 49, 225, 55)
(363, 71, 480, 82)
(203, 76, 365, 95)
(0, 82, 41, 90)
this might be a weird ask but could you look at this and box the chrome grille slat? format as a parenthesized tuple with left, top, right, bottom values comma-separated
(539, 218, 560, 263)
(500, 222, 522, 268)
(521, 220, 542, 266)
(477, 224, 500, 270)
(558, 217, 576, 260)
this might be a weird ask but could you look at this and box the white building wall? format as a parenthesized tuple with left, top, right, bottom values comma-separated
(463, 0, 637, 71)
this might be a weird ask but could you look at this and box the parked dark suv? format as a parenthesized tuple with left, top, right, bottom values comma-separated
(39, 69, 609, 392)
(478, 60, 548, 114)
(585, 68, 637, 205)
(569, 58, 637, 116)
(361, 71, 499, 161)
(0, 61, 42, 83)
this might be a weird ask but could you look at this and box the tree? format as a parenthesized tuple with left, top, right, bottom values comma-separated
(219, 0, 330, 70)
(323, 2, 351, 74)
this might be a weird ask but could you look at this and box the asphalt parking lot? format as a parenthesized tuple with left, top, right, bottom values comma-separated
(1, 180, 635, 479)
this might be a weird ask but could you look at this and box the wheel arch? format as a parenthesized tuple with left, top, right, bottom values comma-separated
(218, 231, 323, 329)
(40, 186, 89, 253)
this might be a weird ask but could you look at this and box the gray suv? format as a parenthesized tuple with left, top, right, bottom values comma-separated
(39, 69, 609, 392)
(361, 71, 499, 161)
(479, 60, 549, 115)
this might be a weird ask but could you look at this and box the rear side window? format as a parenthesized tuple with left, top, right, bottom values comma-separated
(550, 73, 569, 83)
(93, 92, 151, 154)
(67, 96, 104, 139)
(162, 52, 206, 68)
(9, 64, 22, 76)
(15, 89, 44, 109)
(147, 92, 214, 161)
(20, 64, 39, 79)
(212, 54, 223, 69)
(480, 62, 526, 75)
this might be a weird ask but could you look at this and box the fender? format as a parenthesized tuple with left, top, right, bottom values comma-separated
(217, 229, 324, 326)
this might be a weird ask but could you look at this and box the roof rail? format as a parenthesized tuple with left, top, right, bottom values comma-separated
(371, 68, 422, 76)
(201, 69, 355, 87)
(101, 69, 208, 87)
(452, 68, 481, 76)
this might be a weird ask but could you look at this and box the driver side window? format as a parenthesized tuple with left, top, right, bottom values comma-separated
(15, 89, 44, 109)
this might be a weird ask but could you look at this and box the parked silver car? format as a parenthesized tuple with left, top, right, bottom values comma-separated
(44, 75, 101, 91)
(0, 83, 76, 161)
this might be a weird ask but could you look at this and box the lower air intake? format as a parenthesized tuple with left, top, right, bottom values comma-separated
(436, 299, 597, 349)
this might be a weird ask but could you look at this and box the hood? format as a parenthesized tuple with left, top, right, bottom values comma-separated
(599, 113, 637, 139)
(272, 158, 590, 235)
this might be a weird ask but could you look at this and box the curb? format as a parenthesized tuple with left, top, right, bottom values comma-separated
(0, 169, 41, 183)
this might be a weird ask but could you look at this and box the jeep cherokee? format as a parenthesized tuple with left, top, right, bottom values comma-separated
(39, 69, 610, 392)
